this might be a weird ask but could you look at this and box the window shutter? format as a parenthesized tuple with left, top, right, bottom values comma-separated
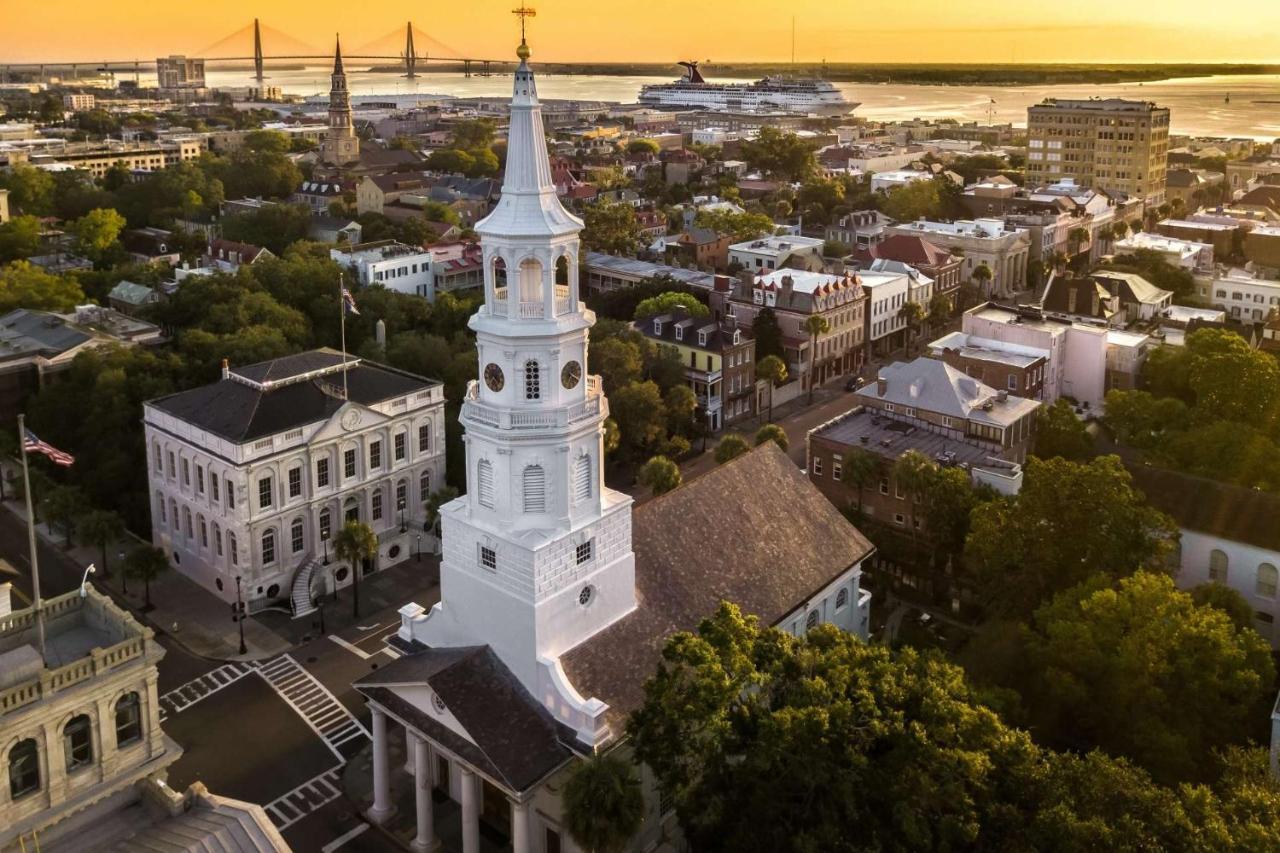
(477, 459, 495, 508)
(573, 455, 592, 502)
(523, 465, 546, 513)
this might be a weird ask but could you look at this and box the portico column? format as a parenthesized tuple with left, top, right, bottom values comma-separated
(411, 735, 439, 852)
(404, 725, 414, 774)
(511, 798, 531, 853)
(367, 708, 395, 824)
(460, 766, 480, 853)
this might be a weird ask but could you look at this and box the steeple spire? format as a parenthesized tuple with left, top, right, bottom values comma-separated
(512, 6, 536, 60)
(333, 33, 344, 74)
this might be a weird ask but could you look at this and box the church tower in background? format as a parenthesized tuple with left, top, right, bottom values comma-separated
(321, 35, 360, 167)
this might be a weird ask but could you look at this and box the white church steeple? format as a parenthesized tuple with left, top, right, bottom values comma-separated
(405, 26, 636, 742)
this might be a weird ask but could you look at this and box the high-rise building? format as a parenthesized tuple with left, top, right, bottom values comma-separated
(1026, 98, 1170, 207)
(154, 55, 205, 89)
(320, 37, 360, 167)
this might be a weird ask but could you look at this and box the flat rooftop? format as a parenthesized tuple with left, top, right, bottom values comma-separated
(929, 330, 1046, 368)
(813, 407, 1010, 470)
(728, 234, 824, 253)
(584, 252, 716, 289)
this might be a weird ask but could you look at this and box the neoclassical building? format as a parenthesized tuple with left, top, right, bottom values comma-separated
(320, 37, 360, 167)
(354, 31, 874, 853)
(143, 350, 445, 615)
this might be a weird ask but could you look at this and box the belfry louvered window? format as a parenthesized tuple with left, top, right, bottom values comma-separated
(477, 459, 495, 508)
(523, 465, 546, 513)
(525, 360, 541, 399)
(573, 455, 592, 502)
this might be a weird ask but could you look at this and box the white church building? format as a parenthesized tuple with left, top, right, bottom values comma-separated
(143, 350, 447, 616)
(354, 32, 875, 853)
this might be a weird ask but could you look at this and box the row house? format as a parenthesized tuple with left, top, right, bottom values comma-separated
(143, 350, 446, 616)
(634, 308, 756, 431)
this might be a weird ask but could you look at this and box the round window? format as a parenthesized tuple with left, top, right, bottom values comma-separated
(335, 566, 350, 582)
(484, 363, 505, 392)
(561, 360, 582, 389)
(388, 545, 401, 560)
(266, 583, 280, 599)
(578, 585, 594, 606)
(432, 693, 446, 714)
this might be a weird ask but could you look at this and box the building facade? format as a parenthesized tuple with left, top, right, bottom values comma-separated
(1026, 98, 1170, 206)
(320, 38, 360, 167)
(635, 309, 756, 431)
(143, 350, 446, 614)
(331, 241, 436, 299)
(885, 219, 1031, 298)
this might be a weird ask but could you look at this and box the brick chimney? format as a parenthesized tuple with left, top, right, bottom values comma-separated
(876, 375, 887, 396)
(713, 274, 731, 292)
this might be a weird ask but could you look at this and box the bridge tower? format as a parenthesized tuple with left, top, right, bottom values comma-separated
(404, 22, 418, 79)
(253, 18, 265, 82)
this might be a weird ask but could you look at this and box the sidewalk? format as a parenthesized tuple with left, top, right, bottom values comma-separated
(1, 495, 292, 662)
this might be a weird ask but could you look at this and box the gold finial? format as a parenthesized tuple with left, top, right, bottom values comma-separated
(512, 6, 536, 59)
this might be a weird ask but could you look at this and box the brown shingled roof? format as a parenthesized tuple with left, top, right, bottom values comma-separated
(560, 442, 875, 727)
(1124, 463, 1280, 553)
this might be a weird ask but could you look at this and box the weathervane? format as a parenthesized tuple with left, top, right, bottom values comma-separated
(512, 6, 536, 53)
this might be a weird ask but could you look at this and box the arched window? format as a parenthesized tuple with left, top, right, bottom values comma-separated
(198, 515, 207, 548)
(63, 714, 93, 772)
(477, 459, 495, 508)
(555, 254, 570, 286)
(213, 523, 222, 557)
(153, 440, 162, 472)
(183, 507, 192, 538)
(523, 465, 546, 513)
(518, 257, 542, 303)
(573, 454, 592, 502)
(169, 500, 177, 530)
(115, 692, 142, 747)
(1258, 563, 1278, 598)
(1209, 549, 1229, 583)
(262, 530, 276, 565)
(420, 470, 431, 504)
(835, 588, 849, 609)
(8, 738, 39, 799)
(319, 509, 331, 542)
(157, 492, 166, 524)
(228, 531, 238, 566)
(805, 610, 820, 631)
(524, 360, 541, 400)
(291, 519, 304, 554)
(396, 480, 408, 510)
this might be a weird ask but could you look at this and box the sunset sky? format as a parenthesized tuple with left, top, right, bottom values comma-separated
(3, 1, 1279, 64)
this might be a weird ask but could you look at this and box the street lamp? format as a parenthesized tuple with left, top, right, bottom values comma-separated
(415, 534, 421, 563)
(118, 549, 127, 595)
(321, 529, 330, 565)
(398, 497, 406, 533)
(233, 575, 247, 656)
(79, 563, 96, 598)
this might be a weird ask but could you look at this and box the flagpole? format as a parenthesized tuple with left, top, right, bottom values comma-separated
(339, 273, 349, 400)
(17, 413, 46, 662)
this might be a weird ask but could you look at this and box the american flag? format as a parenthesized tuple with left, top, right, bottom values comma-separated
(23, 430, 74, 467)
(341, 287, 360, 316)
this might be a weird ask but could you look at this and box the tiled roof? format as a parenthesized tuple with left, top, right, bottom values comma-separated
(560, 443, 874, 728)
(869, 234, 956, 267)
(1125, 463, 1280, 553)
(355, 646, 574, 793)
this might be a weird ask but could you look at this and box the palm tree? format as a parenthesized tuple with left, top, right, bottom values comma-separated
(926, 292, 952, 331)
(841, 448, 880, 515)
(334, 520, 378, 619)
(1068, 226, 1090, 258)
(1110, 220, 1131, 243)
(1048, 251, 1069, 274)
(897, 301, 925, 356)
(970, 263, 993, 300)
(77, 509, 124, 579)
(124, 545, 170, 610)
(753, 423, 788, 451)
(802, 314, 830, 404)
(562, 754, 644, 853)
(755, 355, 787, 423)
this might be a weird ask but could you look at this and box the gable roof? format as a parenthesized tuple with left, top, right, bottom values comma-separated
(559, 443, 875, 728)
(107, 280, 156, 305)
(1124, 463, 1280, 553)
(869, 234, 957, 268)
(355, 646, 575, 793)
(1092, 271, 1172, 306)
(1041, 276, 1117, 321)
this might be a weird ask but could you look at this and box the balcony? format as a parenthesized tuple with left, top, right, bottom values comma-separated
(489, 285, 575, 319)
(461, 376, 606, 430)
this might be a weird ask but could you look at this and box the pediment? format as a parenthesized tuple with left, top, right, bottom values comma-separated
(309, 401, 392, 445)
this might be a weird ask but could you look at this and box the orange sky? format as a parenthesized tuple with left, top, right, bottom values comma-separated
(2, 1, 1279, 64)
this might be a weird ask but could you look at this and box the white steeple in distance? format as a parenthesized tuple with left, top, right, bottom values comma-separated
(406, 24, 637, 746)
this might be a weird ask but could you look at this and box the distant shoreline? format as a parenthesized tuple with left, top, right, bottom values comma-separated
(337, 62, 1280, 87)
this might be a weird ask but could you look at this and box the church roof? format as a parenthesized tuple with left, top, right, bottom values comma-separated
(355, 646, 576, 793)
(559, 442, 875, 729)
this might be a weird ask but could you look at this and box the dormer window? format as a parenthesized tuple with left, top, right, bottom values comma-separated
(653, 319, 663, 335)
(675, 325, 683, 341)
(697, 330, 708, 347)
(733, 329, 742, 345)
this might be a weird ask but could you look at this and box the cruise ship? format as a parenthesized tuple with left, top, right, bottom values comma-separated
(638, 62, 856, 116)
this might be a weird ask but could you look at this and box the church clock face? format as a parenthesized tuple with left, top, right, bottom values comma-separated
(561, 360, 582, 390)
(484, 363, 505, 392)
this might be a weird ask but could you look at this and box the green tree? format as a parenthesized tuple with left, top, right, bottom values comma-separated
(1190, 582, 1255, 631)
(637, 455, 681, 496)
(753, 423, 787, 451)
(755, 355, 787, 423)
(802, 314, 829, 404)
(449, 118, 497, 151)
(840, 447, 880, 514)
(242, 129, 291, 153)
(220, 204, 313, 255)
(41, 485, 87, 548)
(714, 433, 749, 465)
(0, 262, 85, 313)
(738, 127, 817, 181)
(750, 307, 785, 362)
(964, 455, 1178, 619)
(423, 486, 460, 541)
(1033, 398, 1093, 460)
(77, 509, 124, 578)
(589, 337, 645, 397)
(0, 164, 55, 215)
(0, 214, 42, 263)
(626, 138, 660, 156)
(333, 520, 378, 619)
(1021, 572, 1275, 783)
(426, 148, 476, 175)
(633, 291, 709, 320)
(898, 300, 925, 356)
(1103, 389, 1191, 448)
(582, 201, 644, 255)
(562, 754, 645, 853)
(124, 544, 169, 609)
(970, 262, 993, 298)
(693, 209, 776, 243)
(881, 178, 943, 222)
(610, 381, 668, 461)
(70, 207, 127, 266)
(663, 384, 698, 438)
(926, 290, 952, 329)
